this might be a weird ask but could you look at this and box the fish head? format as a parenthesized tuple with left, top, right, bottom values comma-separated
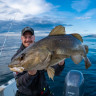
(8, 48, 51, 72)
(8, 52, 27, 72)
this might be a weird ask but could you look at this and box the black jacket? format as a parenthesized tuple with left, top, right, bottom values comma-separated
(12, 44, 65, 96)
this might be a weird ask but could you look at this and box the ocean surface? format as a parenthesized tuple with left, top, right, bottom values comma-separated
(0, 34, 96, 96)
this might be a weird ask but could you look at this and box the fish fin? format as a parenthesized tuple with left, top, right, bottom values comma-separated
(71, 55, 82, 64)
(83, 45, 88, 54)
(47, 67, 55, 80)
(49, 25, 65, 36)
(84, 57, 91, 69)
(71, 33, 83, 42)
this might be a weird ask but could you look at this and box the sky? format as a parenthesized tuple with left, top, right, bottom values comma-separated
(0, 0, 96, 35)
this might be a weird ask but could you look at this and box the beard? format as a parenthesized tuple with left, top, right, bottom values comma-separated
(24, 41, 34, 47)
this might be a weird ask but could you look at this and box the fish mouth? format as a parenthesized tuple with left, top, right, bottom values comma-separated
(8, 61, 24, 72)
(9, 67, 24, 72)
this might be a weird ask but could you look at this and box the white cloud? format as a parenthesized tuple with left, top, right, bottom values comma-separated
(75, 8, 96, 20)
(71, 0, 90, 12)
(0, 0, 53, 20)
(84, 8, 96, 17)
(75, 16, 91, 20)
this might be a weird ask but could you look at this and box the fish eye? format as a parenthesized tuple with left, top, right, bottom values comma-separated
(20, 53, 25, 60)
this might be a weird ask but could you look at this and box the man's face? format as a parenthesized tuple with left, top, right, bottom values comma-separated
(21, 32, 35, 47)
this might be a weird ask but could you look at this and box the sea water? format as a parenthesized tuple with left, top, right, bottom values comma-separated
(0, 35, 96, 96)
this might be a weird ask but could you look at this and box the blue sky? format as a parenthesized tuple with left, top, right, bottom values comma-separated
(0, 0, 96, 35)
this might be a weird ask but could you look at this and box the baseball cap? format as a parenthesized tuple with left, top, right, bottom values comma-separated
(21, 27, 34, 36)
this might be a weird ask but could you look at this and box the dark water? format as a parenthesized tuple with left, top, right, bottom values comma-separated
(0, 35, 96, 96)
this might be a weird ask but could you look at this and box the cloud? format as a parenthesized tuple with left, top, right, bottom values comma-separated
(71, 0, 90, 12)
(75, 16, 91, 20)
(0, 17, 73, 33)
(0, 0, 53, 20)
(75, 8, 96, 20)
(0, 0, 73, 33)
(84, 8, 96, 17)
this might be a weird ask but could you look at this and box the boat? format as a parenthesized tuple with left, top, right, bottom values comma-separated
(0, 70, 84, 96)
(0, 78, 17, 96)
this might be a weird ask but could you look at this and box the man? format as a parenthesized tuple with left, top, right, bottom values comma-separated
(12, 27, 65, 96)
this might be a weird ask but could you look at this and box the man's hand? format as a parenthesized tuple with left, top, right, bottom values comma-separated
(28, 70, 37, 75)
(58, 59, 65, 66)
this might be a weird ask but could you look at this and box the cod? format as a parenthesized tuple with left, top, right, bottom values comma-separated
(8, 25, 91, 80)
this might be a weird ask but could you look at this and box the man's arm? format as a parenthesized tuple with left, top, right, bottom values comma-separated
(52, 60, 65, 76)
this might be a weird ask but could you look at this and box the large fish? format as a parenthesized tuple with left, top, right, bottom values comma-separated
(8, 25, 91, 80)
